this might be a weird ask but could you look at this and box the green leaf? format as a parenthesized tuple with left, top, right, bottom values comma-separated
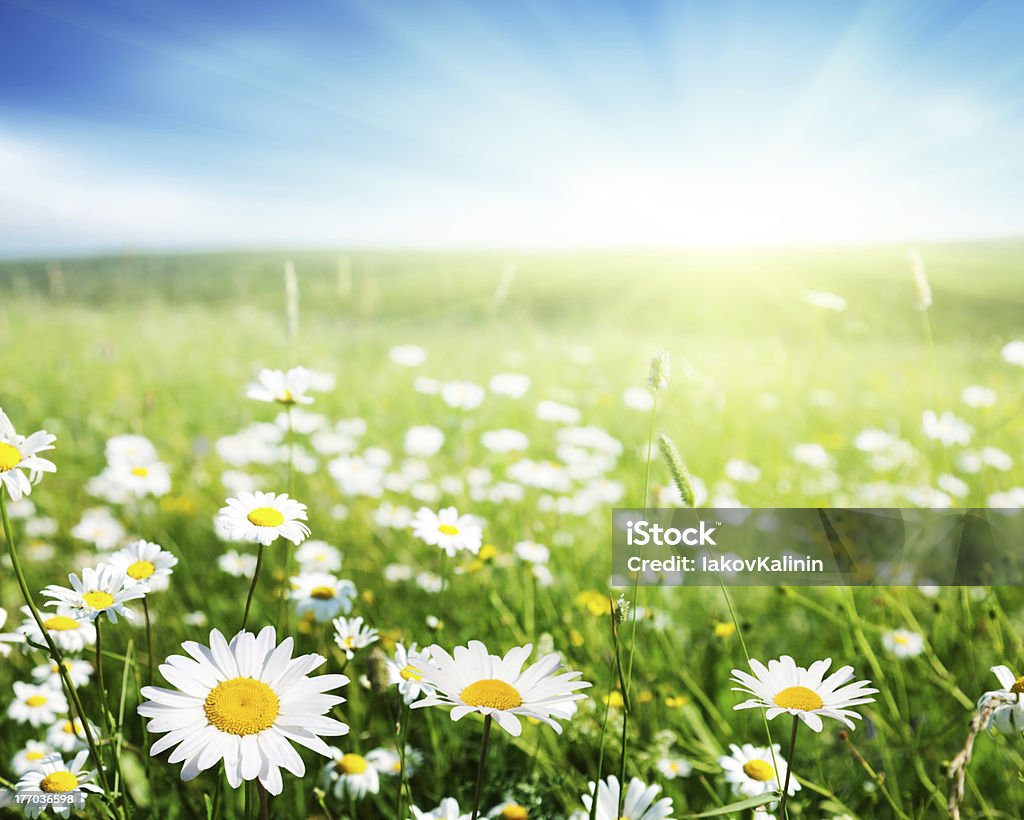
(688, 792, 780, 817)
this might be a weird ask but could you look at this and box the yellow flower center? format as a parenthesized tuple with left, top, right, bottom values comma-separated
(26, 695, 48, 707)
(437, 523, 460, 536)
(127, 560, 156, 580)
(310, 586, 335, 599)
(773, 685, 824, 712)
(1011, 676, 1024, 695)
(461, 679, 522, 710)
(44, 616, 80, 631)
(0, 441, 21, 471)
(400, 664, 422, 682)
(63, 721, 76, 734)
(247, 507, 285, 527)
(83, 590, 115, 611)
(336, 753, 368, 774)
(27, 751, 45, 761)
(40, 771, 79, 793)
(131, 466, 150, 478)
(894, 634, 909, 645)
(278, 388, 296, 404)
(501, 806, 529, 819)
(743, 759, 776, 782)
(204, 677, 280, 735)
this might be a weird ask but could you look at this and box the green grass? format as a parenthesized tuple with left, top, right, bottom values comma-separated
(1, 242, 1024, 818)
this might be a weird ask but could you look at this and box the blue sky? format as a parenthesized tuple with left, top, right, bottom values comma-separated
(1, 0, 1023, 254)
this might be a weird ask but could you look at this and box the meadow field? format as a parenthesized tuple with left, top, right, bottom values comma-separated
(2, 242, 1024, 819)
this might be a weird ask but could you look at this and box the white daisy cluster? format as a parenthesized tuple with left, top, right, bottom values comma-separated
(86, 434, 171, 503)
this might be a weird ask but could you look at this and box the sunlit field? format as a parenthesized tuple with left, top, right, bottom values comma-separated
(2, 242, 1024, 819)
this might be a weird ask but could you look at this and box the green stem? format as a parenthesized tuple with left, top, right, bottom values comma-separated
(778, 715, 800, 819)
(241, 543, 267, 631)
(618, 392, 659, 814)
(142, 596, 155, 687)
(470, 714, 493, 820)
(281, 406, 295, 631)
(258, 781, 270, 820)
(0, 489, 113, 798)
(589, 645, 618, 820)
(396, 701, 413, 820)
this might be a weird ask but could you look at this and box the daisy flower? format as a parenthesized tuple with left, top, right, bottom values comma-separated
(14, 751, 103, 818)
(922, 410, 973, 447)
(218, 492, 310, 547)
(623, 386, 655, 412)
(11, 740, 55, 776)
(489, 373, 531, 398)
(979, 665, 1024, 733)
(1002, 340, 1024, 367)
(0, 408, 57, 502)
(289, 572, 356, 623)
(731, 656, 877, 732)
(106, 434, 158, 465)
(18, 607, 96, 653)
(882, 629, 925, 659)
(42, 564, 149, 624)
(411, 507, 482, 557)
(365, 745, 423, 778)
(109, 539, 178, 592)
(535, 400, 580, 425)
(489, 802, 531, 819)
(47, 717, 101, 753)
(106, 459, 172, 499)
(0, 607, 25, 656)
(247, 366, 315, 405)
(655, 756, 692, 780)
(319, 749, 380, 800)
(389, 344, 427, 367)
(481, 429, 529, 454)
(294, 540, 343, 572)
(576, 775, 673, 820)
(719, 742, 798, 799)
(332, 616, 378, 659)
(218, 550, 258, 577)
(32, 658, 94, 689)
(513, 540, 549, 565)
(70, 507, 126, 550)
(405, 425, 445, 457)
(138, 626, 350, 795)
(440, 381, 484, 410)
(411, 797, 472, 820)
(8, 682, 68, 727)
(386, 643, 435, 704)
(411, 641, 590, 736)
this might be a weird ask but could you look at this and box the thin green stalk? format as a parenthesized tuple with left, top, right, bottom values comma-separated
(777, 715, 799, 819)
(281, 406, 295, 630)
(142, 596, 155, 687)
(396, 701, 413, 820)
(114, 638, 134, 808)
(470, 714, 493, 820)
(618, 392, 659, 815)
(258, 782, 270, 820)
(589, 640, 619, 820)
(721, 583, 782, 807)
(0, 489, 112, 797)
(241, 543, 267, 631)
(625, 392, 659, 687)
(96, 618, 126, 798)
